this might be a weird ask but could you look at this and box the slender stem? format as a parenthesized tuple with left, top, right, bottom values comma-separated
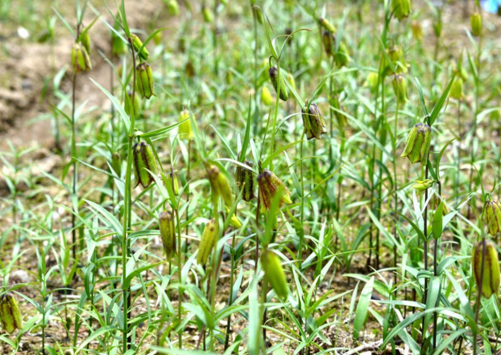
(421, 163, 430, 346)
(71, 72, 78, 261)
(393, 102, 399, 287)
(175, 208, 183, 349)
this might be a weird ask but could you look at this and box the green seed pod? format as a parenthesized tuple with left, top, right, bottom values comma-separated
(268, 67, 289, 101)
(258, 168, 292, 212)
(261, 249, 289, 299)
(178, 109, 194, 140)
(71, 43, 92, 73)
(261, 86, 273, 106)
(131, 34, 149, 60)
(0, 293, 22, 334)
(133, 141, 159, 188)
(391, 0, 411, 21)
(449, 77, 464, 100)
(472, 239, 500, 298)
(166, 0, 180, 16)
(485, 201, 501, 236)
(202, 5, 214, 23)
(322, 31, 334, 57)
(302, 101, 327, 140)
(392, 74, 408, 105)
(236, 161, 255, 202)
(334, 41, 349, 67)
(401, 123, 432, 166)
(207, 165, 234, 207)
(159, 211, 176, 258)
(197, 219, 218, 265)
(125, 91, 141, 117)
(318, 17, 336, 33)
(79, 32, 91, 54)
(111, 152, 121, 176)
(411, 21, 423, 42)
(471, 11, 482, 37)
(412, 179, 435, 194)
(136, 63, 155, 99)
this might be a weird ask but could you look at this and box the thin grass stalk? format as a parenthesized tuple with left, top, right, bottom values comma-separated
(175, 208, 183, 348)
(432, 180, 442, 351)
(421, 163, 430, 347)
(393, 102, 399, 286)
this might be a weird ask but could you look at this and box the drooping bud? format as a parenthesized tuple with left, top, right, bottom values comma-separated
(287, 72, 296, 91)
(392, 74, 408, 105)
(162, 171, 179, 195)
(159, 211, 176, 258)
(258, 168, 292, 212)
(366, 72, 379, 92)
(334, 41, 349, 67)
(412, 179, 435, 194)
(302, 101, 327, 140)
(79, 32, 91, 54)
(470, 11, 482, 37)
(112, 32, 127, 56)
(411, 21, 423, 42)
(236, 161, 256, 202)
(202, 5, 214, 23)
(388, 45, 403, 62)
(185, 62, 195, 77)
(0, 293, 23, 334)
(250, 0, 263, 23)
(125, 91, 141, 117)
(268, 67, 289, 101)
(166, 0, 180, 16)
(449, 77, 464, 100)
(197, 219, 218, 265)
(391, 0, 411, 21)
(322, 31, 334, 57)
(261, 249, 289, 299)
(131, 34, 149, 60)
(226, 207, 242, 228)
(207, 165, 234, 207)
(71, 43, 92, 73)
(136, 63, 155, 99)
(178, 109, 194, 140)
(484, 201, 501, 236)
(472, 239, 500, 298)
(133, 140, 159, 189)
(111, 152, 121, 176)
(261, 86, 273, 106)
(401, 123, 432, 166)
(318, 18, 336, 33)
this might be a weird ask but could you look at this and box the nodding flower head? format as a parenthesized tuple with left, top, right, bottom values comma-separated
(401, 123, 432, 166)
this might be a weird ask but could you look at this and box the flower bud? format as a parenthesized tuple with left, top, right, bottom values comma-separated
(472, 239, 500, 298)
(178, 109, 194, 140)
(226, 207, 242, 228)
(261, 249, 289, 299)
(302, 101, 327, 140)
(202, 5, 214, 23)
(131, 34, 149, 60)
(287, 72, 296, 91)
(412, 179, 435, 194)
(251, 0, 263, 23)
(71, 43, 92, 73)
(334, 41, 349, 67)
(133, 140, 159, 189)
(391, 0, 411, 21)
(125, 91, 141, 117)
(162, 171, 179, 195)
(485, 201, 501, 236)
(388, 45, 403, 62)
(112, 33, 127, 56)
(236, 161, 255, 202)
(269, 67, 289, 101)
(392, 74, 408, 105)
(261, 86, 273, 106)
(258, 168, 292, 211)
(159, 211, 176, 258)
(185, 62, 195, 77)
(318, 18, 336, 33)
(197, 219, 218, 265)
(471, 11, 482, 37)
(166, 0, 180, 16)
(449, 77, 464, 100)
(411, 21, 423, 42)
(401, 123, 432, 166)
(0, 293, 23, 334)
(111, 152, 121, 176)
(79, 32, 91, 54)
(366, 72, 379, 92)
(207, 165, 234, 207)
(136, 63, 155, 99)
(322, 31, 334, 57)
